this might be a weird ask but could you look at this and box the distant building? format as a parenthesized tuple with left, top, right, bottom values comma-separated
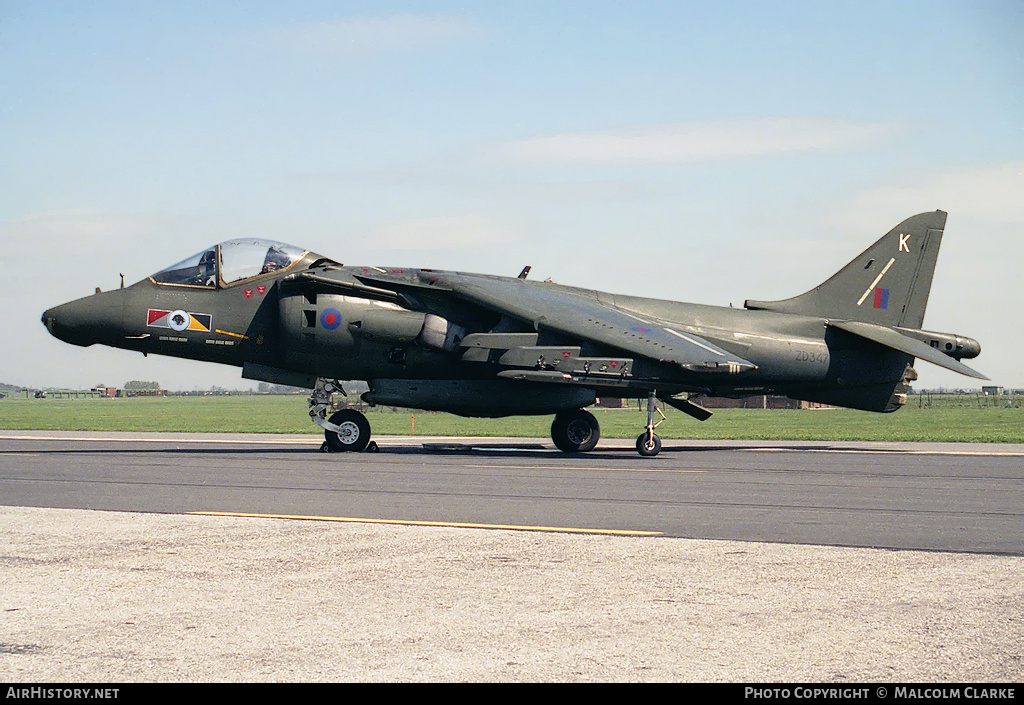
(698, 395, 830, 410)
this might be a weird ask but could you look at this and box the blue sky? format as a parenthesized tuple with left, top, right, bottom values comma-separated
(3, 1, 1022, 391)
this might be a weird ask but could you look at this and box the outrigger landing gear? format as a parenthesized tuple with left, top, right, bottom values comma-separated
(309, 377, 376, 453)
(636, 391, 665, 457)
(551, 409, 600, 453)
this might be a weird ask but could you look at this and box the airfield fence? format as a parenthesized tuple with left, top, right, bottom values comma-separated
(915, 392, 1022, 409)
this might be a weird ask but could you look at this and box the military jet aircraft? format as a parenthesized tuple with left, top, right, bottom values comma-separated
(42, 210, 984, 456)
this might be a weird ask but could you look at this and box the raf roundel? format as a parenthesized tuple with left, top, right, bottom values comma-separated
(320, 308, 342, 330)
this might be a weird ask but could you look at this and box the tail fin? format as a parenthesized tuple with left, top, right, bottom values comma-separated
(744, 210, 946, 328)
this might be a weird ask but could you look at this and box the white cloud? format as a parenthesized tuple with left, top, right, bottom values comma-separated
(365, 215, 519, 251)
(488, 118, 901, 163)
(249, 14, 485, 57)
(842, 162, 1024, 226)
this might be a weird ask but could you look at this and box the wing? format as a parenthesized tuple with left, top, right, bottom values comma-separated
(351, 269, 757, 378)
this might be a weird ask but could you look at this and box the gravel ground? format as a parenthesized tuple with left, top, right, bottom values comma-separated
(2, 506, 1022, 682)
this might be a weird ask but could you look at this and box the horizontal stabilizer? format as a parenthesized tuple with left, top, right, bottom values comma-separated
(830, 320, 988, 380)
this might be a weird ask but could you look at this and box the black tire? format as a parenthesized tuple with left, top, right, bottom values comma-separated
(636, 432, 662, 457)
(551, 409, 600, 453)
(324, 409, 372, 452)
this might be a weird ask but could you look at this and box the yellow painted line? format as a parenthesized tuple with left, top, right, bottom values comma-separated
(466, 464, 707, 473)
(214, 328, 249, 339)
(190, 511, 662, 536)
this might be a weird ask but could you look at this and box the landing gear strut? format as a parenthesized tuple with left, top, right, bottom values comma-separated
(636, 391, 664, 457)
(551, 409, 600, 453)
(309, 377, 376, 453)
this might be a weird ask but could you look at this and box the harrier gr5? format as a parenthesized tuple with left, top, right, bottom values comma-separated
(43, 210, 984, 456)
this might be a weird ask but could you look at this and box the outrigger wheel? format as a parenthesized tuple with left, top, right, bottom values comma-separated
(551, 409, 600, 453)
(635, 391, 666, 457)
(636, 430, 662, 457)
(323, 409, 372, 453)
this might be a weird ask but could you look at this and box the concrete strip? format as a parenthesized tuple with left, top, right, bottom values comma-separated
(1, 506, 1021, 682)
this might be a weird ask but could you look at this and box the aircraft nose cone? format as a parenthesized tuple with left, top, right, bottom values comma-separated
(42, 304, 80, 344)
(42, 307, 64, 339)
(42, 292, 126, 347)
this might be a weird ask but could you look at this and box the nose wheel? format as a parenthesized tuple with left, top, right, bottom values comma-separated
(309, 377, 376, 453)
(322, 409, 372, 452)
(635, 391, 665, 457)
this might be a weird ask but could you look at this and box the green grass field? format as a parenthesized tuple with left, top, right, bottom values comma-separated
(1, 394, 1021, 443)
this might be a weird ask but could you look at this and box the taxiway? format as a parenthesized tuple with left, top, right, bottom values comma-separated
(3, 431, 1022, 554)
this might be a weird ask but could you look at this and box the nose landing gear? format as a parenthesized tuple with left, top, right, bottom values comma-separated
(309, 377, 377, 453)
(321, 408, 373, 452)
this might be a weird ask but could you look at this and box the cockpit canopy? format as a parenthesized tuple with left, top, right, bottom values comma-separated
(150, 239, 309, 288)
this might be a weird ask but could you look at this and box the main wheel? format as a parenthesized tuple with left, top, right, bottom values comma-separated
(551, 409, 600, 453)
(324, 409, 372, 452)
(636, 431, 662, 457)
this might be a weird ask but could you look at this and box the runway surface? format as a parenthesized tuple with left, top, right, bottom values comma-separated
(3, 431, 1022, 554)
(3, 431, 1023, 681)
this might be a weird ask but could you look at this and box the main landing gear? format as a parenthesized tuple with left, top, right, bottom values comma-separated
(309, 378, 377, 453)
(551, 409, 600, 453)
